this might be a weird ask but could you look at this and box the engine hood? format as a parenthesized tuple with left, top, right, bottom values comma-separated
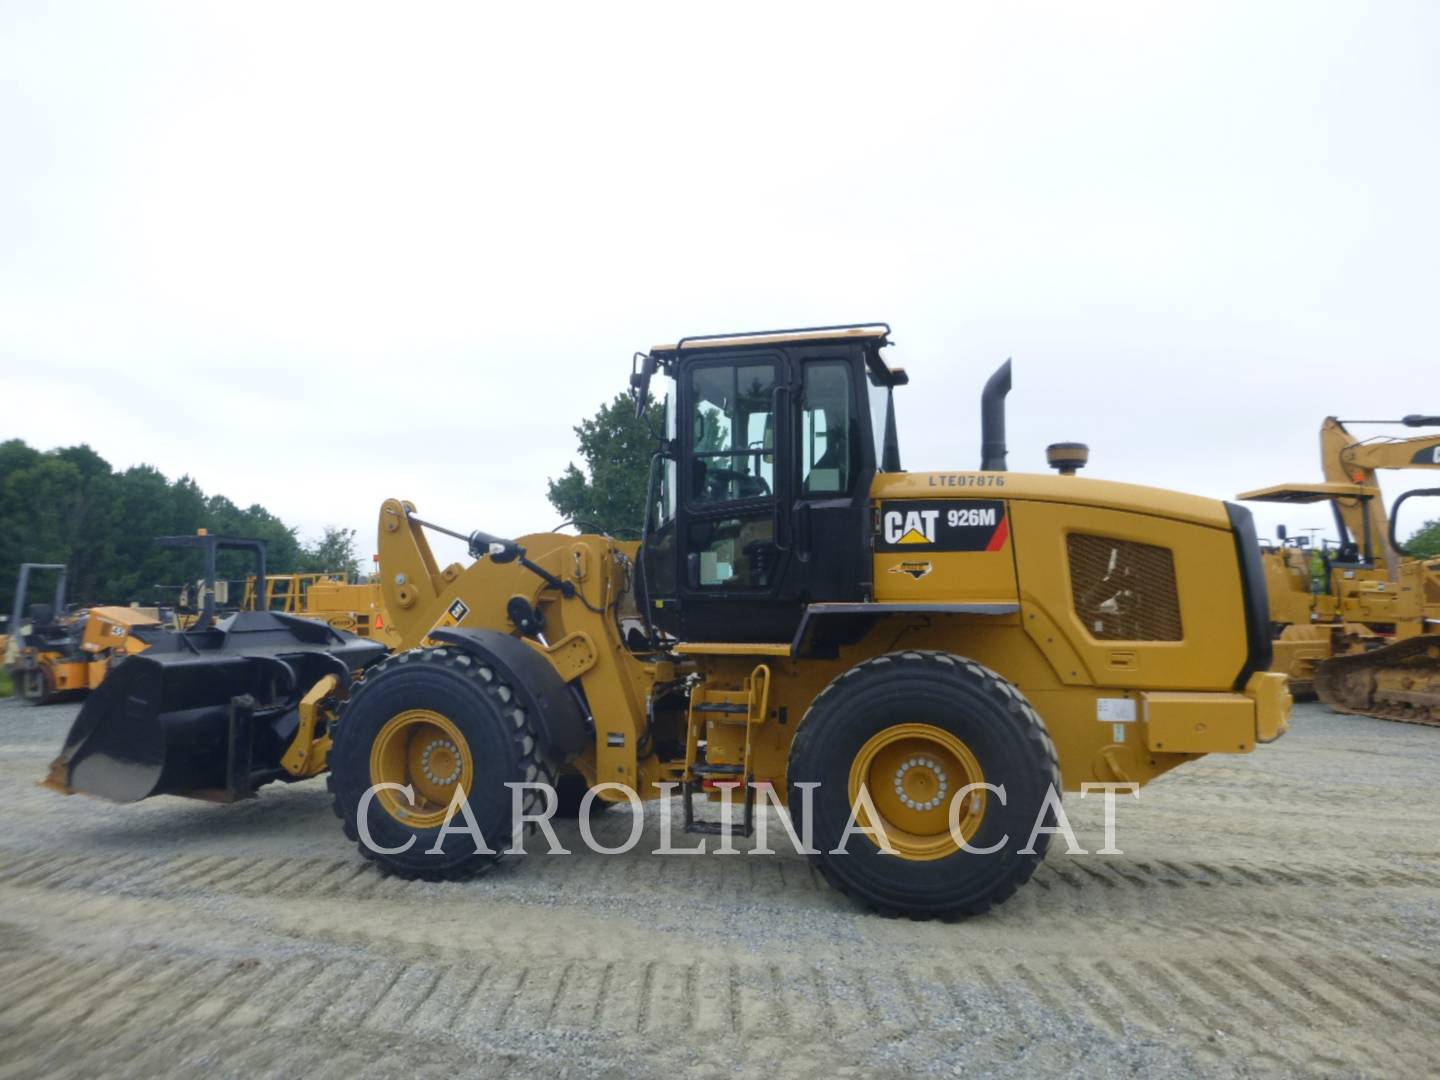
(870, 471, 1232, 530)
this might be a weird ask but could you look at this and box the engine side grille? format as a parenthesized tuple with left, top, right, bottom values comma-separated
(1067, 534, 1183, 642)
(1424, 571, 1440, 607)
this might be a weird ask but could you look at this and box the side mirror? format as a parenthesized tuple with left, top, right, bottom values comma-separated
(1277, 524, 1288, 542)
(631, 353, 657, 419)
(1389, 487, 1440, 558)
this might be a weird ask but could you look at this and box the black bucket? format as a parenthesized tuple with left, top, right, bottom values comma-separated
(46, 611, 387, 802)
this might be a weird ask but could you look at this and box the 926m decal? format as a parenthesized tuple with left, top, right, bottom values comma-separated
(875, 500, 1009, 553)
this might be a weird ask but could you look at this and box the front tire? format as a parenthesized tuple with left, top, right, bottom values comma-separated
(328, 647, 554, 880)
(788, 650, 1059, 918)
(20, 667, 55, 705)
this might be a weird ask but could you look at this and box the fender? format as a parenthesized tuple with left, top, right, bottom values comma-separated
(428, 627, 590, 758)
(792, 602, 1019, 658)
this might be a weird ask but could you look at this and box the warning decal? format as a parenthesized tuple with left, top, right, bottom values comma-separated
(422, 596, 471, 645)
(875, 500, 1009, 554)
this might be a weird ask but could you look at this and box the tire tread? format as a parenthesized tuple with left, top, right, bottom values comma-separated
(788, 649, 1060, 920)
(327, 647, 555, 882)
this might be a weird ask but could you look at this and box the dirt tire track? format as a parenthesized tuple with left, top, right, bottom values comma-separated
(0, 699, 1436, 1078)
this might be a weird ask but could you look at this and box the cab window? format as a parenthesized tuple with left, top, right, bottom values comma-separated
(687, 516, 777, 589)
(802, 361, 856, 495)
(690, 362, 776, 504)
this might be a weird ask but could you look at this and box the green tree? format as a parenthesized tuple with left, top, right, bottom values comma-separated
(0, 439, 39, 480)
(1405, 519, 1440, 558)
(299, 525, 363, 578)
(202, 495, 301, 580)
(0, 452, 86, 610)
(108, 466, 166, 602)
(546, 393, 663, 536)
(55, 445, 121, 602)
(0, 438, 312, 615)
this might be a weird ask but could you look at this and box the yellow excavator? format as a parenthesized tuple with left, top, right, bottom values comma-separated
(1242, 415, 1440, 725)
(46, 324, 1289, 917)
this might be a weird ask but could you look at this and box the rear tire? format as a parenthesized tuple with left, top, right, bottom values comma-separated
(788, 650, 1059, 918)
(328, 647, 554, 880)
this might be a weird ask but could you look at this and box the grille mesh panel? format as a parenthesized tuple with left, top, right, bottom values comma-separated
(1067, 534, 1183, 641)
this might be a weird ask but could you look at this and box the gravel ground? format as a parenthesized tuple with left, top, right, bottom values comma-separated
(0, 696, 1436, 1079)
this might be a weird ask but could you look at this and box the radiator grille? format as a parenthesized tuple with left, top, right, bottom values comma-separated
(1067, 534, 1183, 641)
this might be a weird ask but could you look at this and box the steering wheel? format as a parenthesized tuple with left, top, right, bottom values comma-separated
(705, 467, 770, 500)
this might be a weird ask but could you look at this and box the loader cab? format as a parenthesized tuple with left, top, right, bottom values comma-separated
(637, 324, 904, 643)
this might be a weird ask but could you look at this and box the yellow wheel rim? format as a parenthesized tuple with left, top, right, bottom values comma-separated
(847, 723, 987, 861)
(368, 709, 473, 828)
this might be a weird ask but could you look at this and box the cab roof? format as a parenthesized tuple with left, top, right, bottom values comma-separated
(1239, 481, 1381, 504)
(648, 323, 907, 386)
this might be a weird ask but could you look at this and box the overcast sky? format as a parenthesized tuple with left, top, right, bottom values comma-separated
(3, 2, 1437, 568)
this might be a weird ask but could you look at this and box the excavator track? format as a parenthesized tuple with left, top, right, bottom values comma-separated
(1314, 633, 1440, 727)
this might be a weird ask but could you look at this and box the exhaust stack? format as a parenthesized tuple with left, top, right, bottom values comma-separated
(980, 360, 1012, 471)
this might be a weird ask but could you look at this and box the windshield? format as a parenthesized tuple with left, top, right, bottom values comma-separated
(642, 379, 679, 603)
(657, 382, 677, 527)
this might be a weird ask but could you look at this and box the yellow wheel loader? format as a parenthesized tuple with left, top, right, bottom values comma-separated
(1242, 415, 1440, 725)
(156, 532, 394, 642)
(242, 572, 399, 646)
(46, 324, 1289, 917)
(289, 578, 399, 647)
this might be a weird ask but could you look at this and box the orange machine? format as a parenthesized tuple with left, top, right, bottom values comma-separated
(5, 564, 163, 704)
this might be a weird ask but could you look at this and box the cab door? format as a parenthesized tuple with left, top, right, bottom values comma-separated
(779, 346, 875, 610)
(675, 350, 797, 642)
